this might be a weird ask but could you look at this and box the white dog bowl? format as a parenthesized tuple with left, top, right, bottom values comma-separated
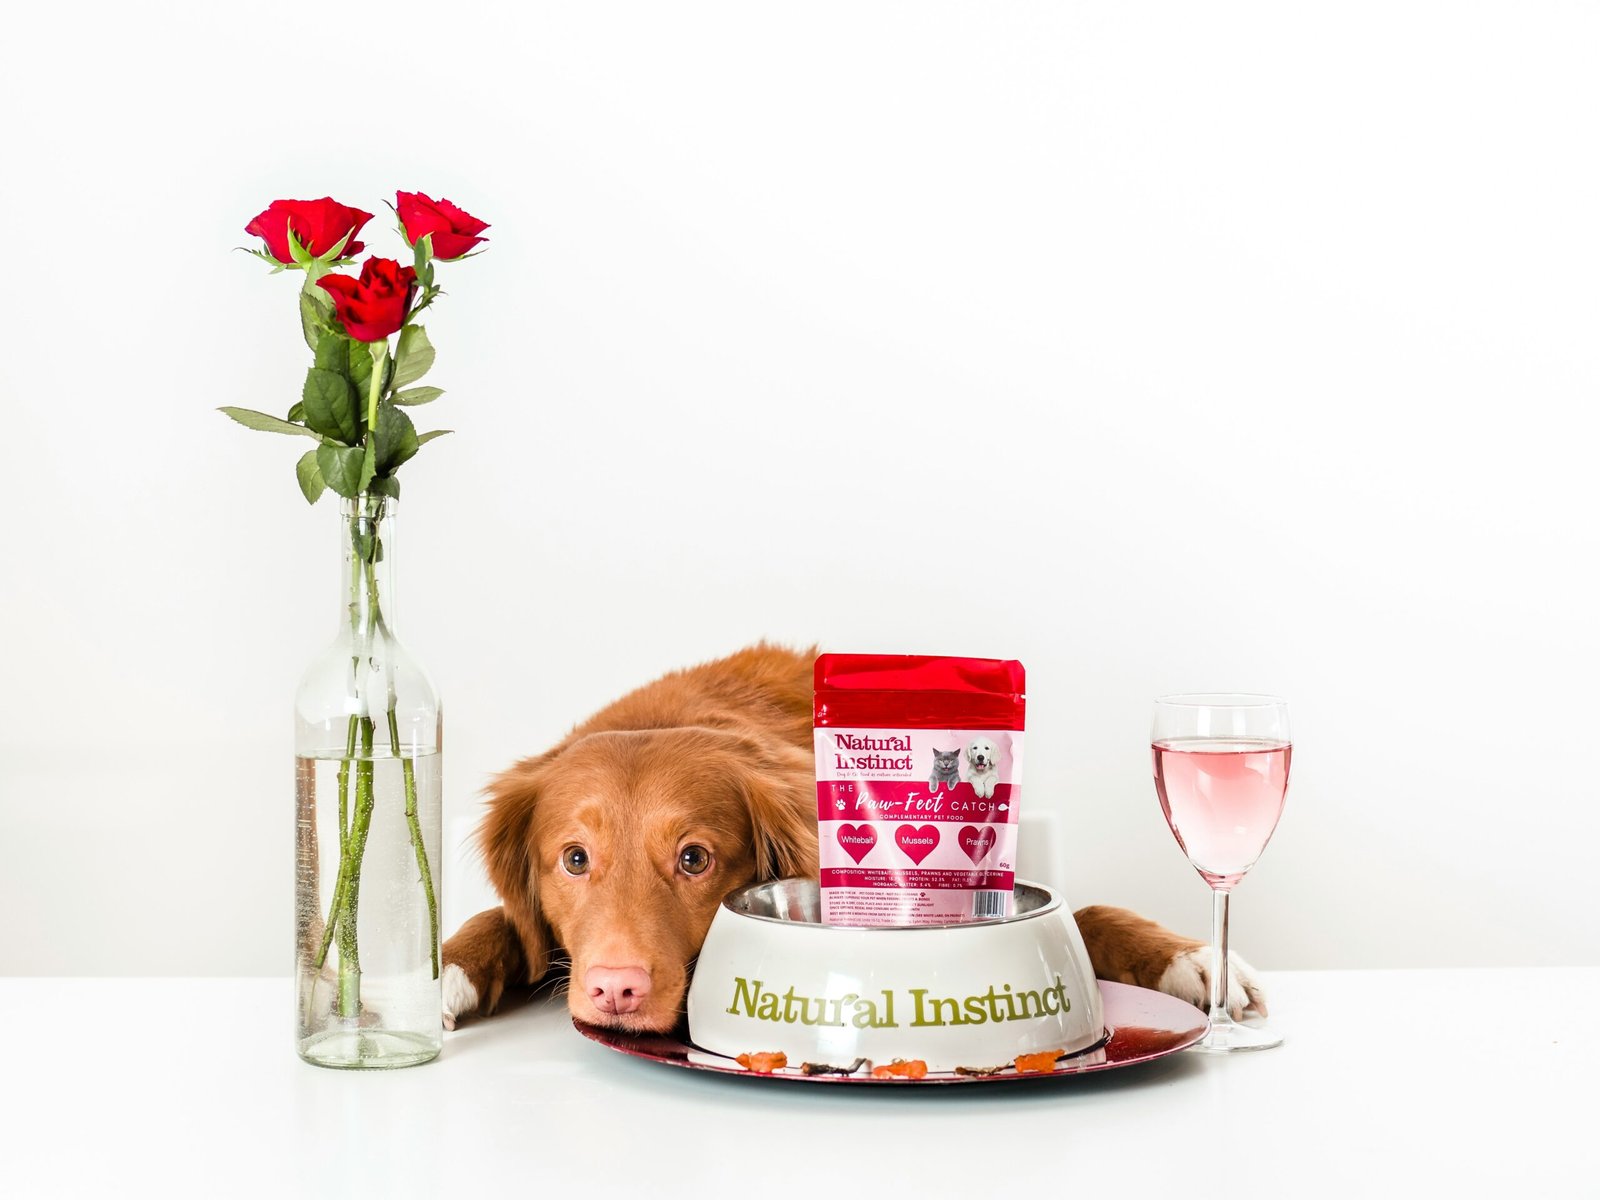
(685, 879, 1105, 1072)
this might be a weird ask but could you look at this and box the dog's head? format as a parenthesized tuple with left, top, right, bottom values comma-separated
(478, 727, 816, 1034)
(965, 736, 998, 774)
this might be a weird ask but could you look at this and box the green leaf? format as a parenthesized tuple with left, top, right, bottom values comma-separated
(287, 401, 305, 423)
(299, 284, 332, 351)
(347, 338, 376, 407)
(218, 406, 318, 438)
(416, 429, 453, 446)
(295, 448, 326, 504)
(369, 475, 401, 500)
(412, 232, 433, 278)
(317, 443, 368, 499)
(314, 332, 347, 373)
(391, 325, 435, 388)
(372, 402, 420, 474)
(301, 368, 359, 444)
(392, 386, 443, 406)
(361, 440, 378, 493)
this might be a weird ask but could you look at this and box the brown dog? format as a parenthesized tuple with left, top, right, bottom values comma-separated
(441, 644, 1266, 1032)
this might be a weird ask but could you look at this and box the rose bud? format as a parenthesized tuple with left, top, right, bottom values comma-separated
(246, 198, 374, 266)
(316, 258, 419, 342)
(395, 191, 490, 260)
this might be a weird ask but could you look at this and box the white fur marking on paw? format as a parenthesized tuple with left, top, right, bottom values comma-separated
(441, 963, 478, 1031)
(1157, 946, 1268, 1020)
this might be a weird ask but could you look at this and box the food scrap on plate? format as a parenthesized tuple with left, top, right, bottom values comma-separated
(1013, 1049, 1066, 1074)
(800, 1058, 870, 1076)
(734, 1051, 788, 1073)
(870, 1058, 930, 1080)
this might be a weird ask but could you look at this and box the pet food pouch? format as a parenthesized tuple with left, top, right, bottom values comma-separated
(813, 654, 1026, 926)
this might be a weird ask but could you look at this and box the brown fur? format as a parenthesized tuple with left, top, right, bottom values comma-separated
(444, 643, 1212, 1032)
(1073, 905, 1204, 988)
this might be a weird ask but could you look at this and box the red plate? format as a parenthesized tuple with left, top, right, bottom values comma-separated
(573, 980, 1207, 1085)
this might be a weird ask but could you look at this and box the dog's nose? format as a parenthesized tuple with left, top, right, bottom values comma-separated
(585, 966, 652, 1016)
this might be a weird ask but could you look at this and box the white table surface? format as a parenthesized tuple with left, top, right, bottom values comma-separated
(2, 969, 1592, 1199)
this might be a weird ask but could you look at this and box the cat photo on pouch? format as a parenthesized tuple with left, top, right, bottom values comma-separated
(928, 747, 961, 792)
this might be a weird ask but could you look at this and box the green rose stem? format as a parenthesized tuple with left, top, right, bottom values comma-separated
(356, 526, 442, 983)
(308, 712, 358, 972)
(329, 527, 382, 1020)
(338, 715, 376, 1017)
(362, 339, 441, 980)
(391, 705, 440, 978)
(308, 503, 376, 1009)
(364, 556, 441, 981)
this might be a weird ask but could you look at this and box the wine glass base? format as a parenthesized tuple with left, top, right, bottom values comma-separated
(1189, 1018, 1284, 1054)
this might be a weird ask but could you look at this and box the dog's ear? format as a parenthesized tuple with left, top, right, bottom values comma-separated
(478, 751, 559, 981)
(732, 741, 818, 881)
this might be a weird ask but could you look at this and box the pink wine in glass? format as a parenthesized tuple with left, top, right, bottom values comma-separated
(1152, 738, 1291, 890)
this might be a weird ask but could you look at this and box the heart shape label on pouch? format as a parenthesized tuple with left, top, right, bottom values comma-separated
(894, 824, 940, 865)
(836, 823, 878, 864)
(959, 825, 997, 864)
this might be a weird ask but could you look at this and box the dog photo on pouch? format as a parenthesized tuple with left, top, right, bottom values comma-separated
(965, 736, 1001, 799)
(441, 644, 1268, 1032)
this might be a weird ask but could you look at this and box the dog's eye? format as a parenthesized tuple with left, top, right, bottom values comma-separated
(678, 844, 712, 876)
(561, 845, 590, 876)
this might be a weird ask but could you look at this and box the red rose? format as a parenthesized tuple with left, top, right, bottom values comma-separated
(395, 191, 490, 260)
(246, 197, 374, 265)
(316, 258, 418, 342)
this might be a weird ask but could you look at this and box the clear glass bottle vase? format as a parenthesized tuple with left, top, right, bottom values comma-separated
(295, 492, 442, 1068)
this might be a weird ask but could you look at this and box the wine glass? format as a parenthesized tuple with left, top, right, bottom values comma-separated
(1151, 694, 1290, 1052)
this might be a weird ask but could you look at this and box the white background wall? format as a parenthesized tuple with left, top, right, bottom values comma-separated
(2, 1, 1595, 976)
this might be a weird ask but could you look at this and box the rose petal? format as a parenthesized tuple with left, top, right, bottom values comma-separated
(428, 231, 488, 260)
(433, 196, 490, 236)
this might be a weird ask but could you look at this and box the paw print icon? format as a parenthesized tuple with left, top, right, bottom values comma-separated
(835, 799, 847, 811)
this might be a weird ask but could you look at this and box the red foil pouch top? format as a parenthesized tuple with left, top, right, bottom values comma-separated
(813, 654, 1026, 926)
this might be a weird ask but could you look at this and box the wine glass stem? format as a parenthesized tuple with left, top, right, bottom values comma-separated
(1209, 887, 1231, 1025)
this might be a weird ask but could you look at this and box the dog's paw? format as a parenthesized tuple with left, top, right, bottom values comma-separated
(441, 963, 480, 1032)
(1156, 945, 1269, 1020)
